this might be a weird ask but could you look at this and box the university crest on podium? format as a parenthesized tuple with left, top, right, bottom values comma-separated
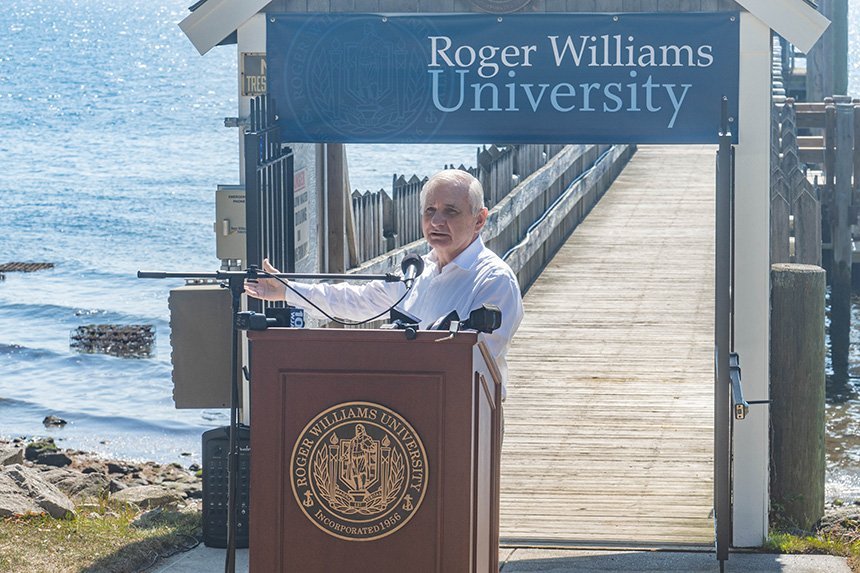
(290, 401, 428, 541)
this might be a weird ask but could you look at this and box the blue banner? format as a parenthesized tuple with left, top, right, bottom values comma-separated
(267, 13, 739, 144)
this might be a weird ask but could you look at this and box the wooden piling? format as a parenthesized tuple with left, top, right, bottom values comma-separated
(326, 143, 346, 274)
(770, 263, 826, 531)
(830, 102, 854, 373)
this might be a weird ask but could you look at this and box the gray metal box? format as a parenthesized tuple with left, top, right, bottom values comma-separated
(169, 284, 235, 409)
(214, 185, 246, 261)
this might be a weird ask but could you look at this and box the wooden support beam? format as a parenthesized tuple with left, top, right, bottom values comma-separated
(829, 102, 854, 373)
(326, 143, 346, 275)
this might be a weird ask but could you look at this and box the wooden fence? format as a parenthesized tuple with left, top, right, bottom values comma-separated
(770, 99, 822, 267)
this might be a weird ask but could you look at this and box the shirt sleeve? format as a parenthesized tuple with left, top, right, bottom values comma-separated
(471, 270, 524, 393)
(283, 279, 407, 322)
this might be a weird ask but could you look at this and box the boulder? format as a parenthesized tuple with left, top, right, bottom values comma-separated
(107, 461, 137, 475)
(42, 415, 67, 427)
(41, 468, 110, 501)
(36, 451, 72, 468)
(0, 445, 23, 466)
(163, 481, 201, 499)
(24, 439, 57, 462)
(0, 464, 75, 518)
(0, 472, 42, 517)
(111, 485, 182, 509)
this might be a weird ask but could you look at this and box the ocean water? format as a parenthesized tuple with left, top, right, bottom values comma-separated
(1, 0, 859, 492)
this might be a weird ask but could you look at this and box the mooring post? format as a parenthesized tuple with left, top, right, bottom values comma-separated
(830, 102, 854, 373)
(770, 263, 826, 531)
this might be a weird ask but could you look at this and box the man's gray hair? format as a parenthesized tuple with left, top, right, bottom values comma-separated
(420, 169, 486, 216)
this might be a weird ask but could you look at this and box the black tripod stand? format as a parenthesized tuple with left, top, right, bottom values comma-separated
(138, 266, 405, 573)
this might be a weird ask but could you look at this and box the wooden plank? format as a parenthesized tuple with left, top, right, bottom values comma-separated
(500, 145, 715, 547)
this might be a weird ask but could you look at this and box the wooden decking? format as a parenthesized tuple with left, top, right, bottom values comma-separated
(500, 145, 716, 548)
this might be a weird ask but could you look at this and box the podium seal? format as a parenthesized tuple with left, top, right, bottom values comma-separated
(290, 401, 429, 541)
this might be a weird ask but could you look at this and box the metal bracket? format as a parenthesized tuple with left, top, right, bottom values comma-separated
(224, 117, 250, 128)
(730, 353, 769, 420)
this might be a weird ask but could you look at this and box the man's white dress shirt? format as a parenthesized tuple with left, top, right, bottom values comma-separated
(281, 236, 524, 396)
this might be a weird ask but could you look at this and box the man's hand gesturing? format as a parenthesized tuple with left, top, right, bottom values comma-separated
(244, 258, 287, 301)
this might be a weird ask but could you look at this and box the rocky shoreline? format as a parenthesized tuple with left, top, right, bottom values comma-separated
(0, 437, 202, 519)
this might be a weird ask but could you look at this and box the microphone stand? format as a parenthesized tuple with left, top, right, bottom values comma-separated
(137, 266, 402, 573)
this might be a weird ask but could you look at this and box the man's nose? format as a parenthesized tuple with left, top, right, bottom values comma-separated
(430, 211, 446, 225)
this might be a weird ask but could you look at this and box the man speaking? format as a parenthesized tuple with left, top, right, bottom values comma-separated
(245, 169, 524, 394)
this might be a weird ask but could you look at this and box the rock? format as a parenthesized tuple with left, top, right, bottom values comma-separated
(24, 438, 57, 461)
(111, 485, 182, 510)
(36, 451, 72, 468)
(42, 415, 67, 427)
(820, 506, 860, 533)
(163, 481, 201, 499)
(0, 445, 24, 466)
(41, 468, 110, 501)
(0, 464, 75, 518)
(109, 479, 126, 494)
(107, 461, 136, 475)
(0, 472, 43, 517)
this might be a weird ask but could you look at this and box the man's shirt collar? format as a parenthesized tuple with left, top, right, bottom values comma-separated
(428, 235, 484, 273)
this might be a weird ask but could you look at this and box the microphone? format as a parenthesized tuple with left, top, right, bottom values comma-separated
(430, 305, 502, 334)
(463, 304, 502, 333)
(401, 254, 425, 288)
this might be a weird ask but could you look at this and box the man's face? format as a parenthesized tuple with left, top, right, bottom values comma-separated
(421, 182, 487, 266)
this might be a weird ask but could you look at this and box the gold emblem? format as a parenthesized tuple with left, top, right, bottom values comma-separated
(290, 402, 428, 541)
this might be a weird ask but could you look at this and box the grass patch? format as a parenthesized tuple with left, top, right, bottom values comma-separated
(0, 499, 201, 573)
(766, 531, 860, 573)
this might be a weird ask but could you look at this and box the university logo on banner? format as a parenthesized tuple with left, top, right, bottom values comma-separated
(267, 13, 739, 144)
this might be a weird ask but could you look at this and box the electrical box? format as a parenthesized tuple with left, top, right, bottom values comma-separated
(168, 284, 235, 409)
(215, 185, 246, 261)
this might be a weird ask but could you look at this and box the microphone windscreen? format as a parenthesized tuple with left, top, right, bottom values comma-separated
(466, 304, 502, 333)
(401, 253, 425, 277)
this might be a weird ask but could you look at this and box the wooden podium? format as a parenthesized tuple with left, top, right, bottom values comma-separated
(247, 328, 502, 573)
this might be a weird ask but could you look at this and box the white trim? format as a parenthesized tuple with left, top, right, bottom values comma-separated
(735, 0, 830, 53)
(178, 0, 269, 56)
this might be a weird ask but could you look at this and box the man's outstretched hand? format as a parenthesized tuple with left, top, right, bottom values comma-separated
(244, 258, 287, 301)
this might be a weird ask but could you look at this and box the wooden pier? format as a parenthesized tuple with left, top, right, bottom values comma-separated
(500, 145, 715, 548)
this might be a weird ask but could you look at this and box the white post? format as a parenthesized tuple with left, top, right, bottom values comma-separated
(235, 15, 268, 425)
(732, 11, 771, 547)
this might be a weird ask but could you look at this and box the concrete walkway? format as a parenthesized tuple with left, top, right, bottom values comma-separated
(149, 545, 851, 572)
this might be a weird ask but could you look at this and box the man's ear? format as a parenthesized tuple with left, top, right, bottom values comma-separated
(475, 207, 488, 232)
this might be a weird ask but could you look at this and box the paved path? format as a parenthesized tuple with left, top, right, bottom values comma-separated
(151, 546, 852, 572)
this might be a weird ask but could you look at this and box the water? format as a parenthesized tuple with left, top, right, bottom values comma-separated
(0, 0, 475, 466)
(825, 291, 860, 501)
(822, 0, 860, 501)
(1, 0, 859, 490)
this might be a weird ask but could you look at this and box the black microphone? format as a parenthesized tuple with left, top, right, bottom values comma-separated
(401, 254, 425, 288)
(462, 304, 502, 333)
